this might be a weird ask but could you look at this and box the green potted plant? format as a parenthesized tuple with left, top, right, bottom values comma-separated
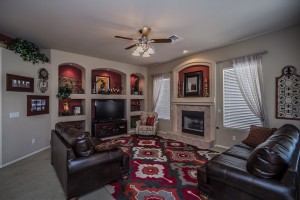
(7, 38, 49, 64)
(56, 85, 72, 115)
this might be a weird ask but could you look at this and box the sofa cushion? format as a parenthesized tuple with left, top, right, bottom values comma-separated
(223, 146, 253, 160)
(242, 125, 277, 147)
(246, 126, 299, 179)
(95, 140, 121, 152)
(74, 134, 95, 157)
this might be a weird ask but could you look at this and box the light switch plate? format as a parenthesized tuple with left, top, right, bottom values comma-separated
(10, 112, 19, 118)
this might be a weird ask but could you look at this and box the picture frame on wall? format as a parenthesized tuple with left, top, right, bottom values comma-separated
(27, 95, 49, 116)
(6, 73, 34, 92)
(276, 66, 300, 120)
(96, 76, 110, 94)
(183, 71, 203, 97)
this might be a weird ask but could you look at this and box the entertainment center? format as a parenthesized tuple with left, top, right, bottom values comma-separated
(92, 99, 127, 138)
(92, 120, 127, 138)
(55, 63, 147, 136)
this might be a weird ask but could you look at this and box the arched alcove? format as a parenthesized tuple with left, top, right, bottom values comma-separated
(91, 68, 126, 95)
(173, 58, 216, 102)
(130, 73, 145, 95)
(58, 63, 86, 94)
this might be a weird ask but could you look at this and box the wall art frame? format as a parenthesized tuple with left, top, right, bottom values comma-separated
(96, 76, 110, 94)
(6, 73, 34, 92)
(276, 65, 300, 120)
(27, 95, 49, 116)
(183, 71, 203, 97)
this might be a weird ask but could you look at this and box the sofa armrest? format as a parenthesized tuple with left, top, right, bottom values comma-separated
(197, 164, 208, 184)
(206, 154, 297, 200)
(68, 148, 125, 174)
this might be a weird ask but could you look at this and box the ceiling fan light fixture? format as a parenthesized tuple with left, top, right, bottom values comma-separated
(142, 52, 150, 57)
(136, 46, 144, 53)
(147, 46, 155, 54)
(132, 50, 140, 56)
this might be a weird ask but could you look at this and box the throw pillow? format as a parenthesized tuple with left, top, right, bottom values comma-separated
(242, 125, 277, 147)
(95, 140, 121, 152)
(140, 112, 148, 125)
(146, 116, 155, 126)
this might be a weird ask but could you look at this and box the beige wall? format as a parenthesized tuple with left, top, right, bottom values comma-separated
(148, 25, 300, 148)
(0, 48, 51, 166)
(0, 49, 2, 166)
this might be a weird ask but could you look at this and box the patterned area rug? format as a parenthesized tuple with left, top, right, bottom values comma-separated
(105, 135, 219, 200)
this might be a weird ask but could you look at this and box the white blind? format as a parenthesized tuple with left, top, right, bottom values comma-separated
(223, 68, 261, 130)
(155, 77, 170, 120)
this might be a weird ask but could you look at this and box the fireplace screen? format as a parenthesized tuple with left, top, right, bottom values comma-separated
(182, 110, 204, 136)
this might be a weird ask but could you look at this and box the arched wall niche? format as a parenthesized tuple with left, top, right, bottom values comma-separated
(172, 58, 216, 102)
(130, 73, 145, 95)
(91, 68, 126, 95)
(58, 63, 86, 94)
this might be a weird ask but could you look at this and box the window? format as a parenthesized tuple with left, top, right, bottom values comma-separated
(223, 68, 261, 130)
(155, 77, 170, 120)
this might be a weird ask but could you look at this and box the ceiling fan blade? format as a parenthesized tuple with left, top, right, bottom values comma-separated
(140, 27, 151, 38)
(115, 36, 135, 40)
(150, 38, 172, 43)
(125, 44, 137, 50)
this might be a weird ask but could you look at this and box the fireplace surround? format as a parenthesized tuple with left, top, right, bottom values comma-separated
(182, 110, 204, 136)
(161, 58, 216, 149)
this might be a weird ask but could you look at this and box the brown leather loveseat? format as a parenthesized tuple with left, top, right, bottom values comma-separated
(51, 122, 129, 199)
(198, 124, 300, 200)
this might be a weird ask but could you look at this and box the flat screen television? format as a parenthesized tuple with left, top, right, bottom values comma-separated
(94, 99, 125, 121)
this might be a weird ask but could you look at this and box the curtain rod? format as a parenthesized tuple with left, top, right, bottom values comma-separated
(217, 50, 268, 64)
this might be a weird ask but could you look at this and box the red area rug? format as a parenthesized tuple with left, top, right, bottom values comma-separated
(105, 135, 219, 200)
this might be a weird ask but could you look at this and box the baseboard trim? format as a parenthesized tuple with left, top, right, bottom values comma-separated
(1, 146, 50, 168)
(214, 144, 230, 150)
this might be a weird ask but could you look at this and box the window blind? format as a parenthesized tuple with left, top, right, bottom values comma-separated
(223, 68, 261, 130)
(155, 77, 170, 120)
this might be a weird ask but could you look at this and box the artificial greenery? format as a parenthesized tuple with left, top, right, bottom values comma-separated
(7, 38, 49, 64)
(56, 85, 72, 100)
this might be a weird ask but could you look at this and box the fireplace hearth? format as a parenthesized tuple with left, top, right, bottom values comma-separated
(182, 110, 204, 136)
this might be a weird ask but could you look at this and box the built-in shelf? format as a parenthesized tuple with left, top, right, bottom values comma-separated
(55, 63, 147, 133)
(130, 115, 140, 129)
(130, 111, 143, 116)
(90, 94, 127, 99)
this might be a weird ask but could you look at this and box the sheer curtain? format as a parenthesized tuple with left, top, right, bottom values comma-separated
(233, 53, 269, 127)
(152, 74, 163, 111)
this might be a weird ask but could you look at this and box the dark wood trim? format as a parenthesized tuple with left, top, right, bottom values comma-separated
(27, 95, 49, 116)
(6, 73, 34, 92)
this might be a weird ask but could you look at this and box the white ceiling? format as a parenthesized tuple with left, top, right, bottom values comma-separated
(0, 0, 300, 67)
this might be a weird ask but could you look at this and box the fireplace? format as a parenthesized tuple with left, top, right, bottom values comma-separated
(182, 110, 204, 136)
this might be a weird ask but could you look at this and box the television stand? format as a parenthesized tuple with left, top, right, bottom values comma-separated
(92, 119, 127, 138)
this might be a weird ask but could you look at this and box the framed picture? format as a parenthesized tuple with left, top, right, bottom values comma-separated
(6, 73, 34, 92)
(27, 95, 49, 116)
(73, 106, 82, 115)
(183, 71, 203, 97)
(276, 66, 300, 120)
(96, 76, 110, 93)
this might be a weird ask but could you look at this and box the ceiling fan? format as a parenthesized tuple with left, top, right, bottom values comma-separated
(115, 26, 172, 57)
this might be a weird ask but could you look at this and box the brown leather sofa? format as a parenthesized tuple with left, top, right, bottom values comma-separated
(198, 124, 300, 200)
(51, 122, 129, 199)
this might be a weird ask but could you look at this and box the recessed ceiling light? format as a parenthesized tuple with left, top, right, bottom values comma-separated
(182, 50, 188, 54)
